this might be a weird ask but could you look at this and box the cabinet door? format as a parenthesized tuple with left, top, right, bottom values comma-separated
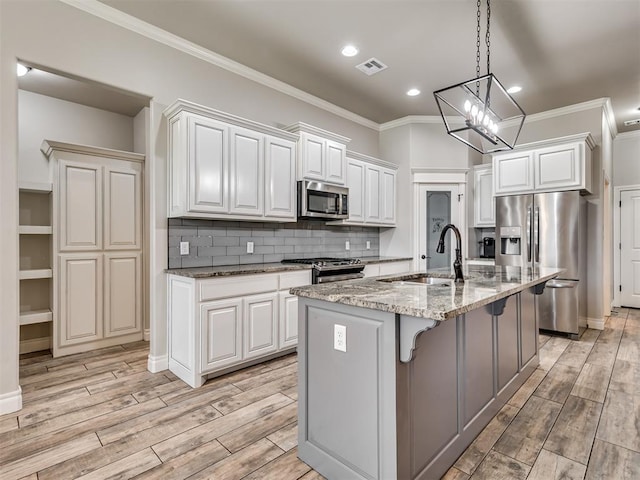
(278, 292, 298, 349)
(474, 166, 495, 227)
(243, 292, 278, 360)
(346, 159, 365, 223)
(493, 152, 535, 195)
(58, 253, 103, 346)
(59, 160, 102, 251)
(229, 127, 264, 216)
(325, 140, 346, 185)
(300, 133, 325, 181)
(365, 165, 381, 222)
(535, 143, 582, 191)
(200, 298, 243, 371)
(380, 168, 396, 224)
(188, 114, 229, 213)
(496, 295, 519, 393)
(104, 165, 142, 250)
(265, 136, 296, 219)
(104, 252, 141, 337)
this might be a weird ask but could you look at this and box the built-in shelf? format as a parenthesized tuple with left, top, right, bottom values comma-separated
(19, 269, 53, 280)
(19, 225, 53, 235)
(18, 182, 53, 193)
(20, 309, 53, 326)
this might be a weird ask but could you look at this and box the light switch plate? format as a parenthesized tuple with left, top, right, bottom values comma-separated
(366, 241, 371, 250)
(179, 241, 189, 255)
(345, 240, 350, 251)
(247, 241, 254, 254)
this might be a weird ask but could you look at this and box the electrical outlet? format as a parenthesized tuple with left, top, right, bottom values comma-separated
(334, 324, 347, 352)
(345, 240, 350, 251)
(179, 241, 189, 255)
(366, 241, 371, 250)
(247, 241, 254, 254)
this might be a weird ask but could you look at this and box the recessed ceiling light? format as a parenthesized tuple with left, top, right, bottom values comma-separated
(16, 63, 31, 77)
(341, 45, 359, 57)
(407, 88, 421, 97)
(507, 85, 522, 94)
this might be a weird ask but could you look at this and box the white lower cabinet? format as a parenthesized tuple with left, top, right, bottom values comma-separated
(200, 298, 243, 371)
(169, 269, 311, 387)
(243, 292, 278, 360)
(279, 292, 299, 349)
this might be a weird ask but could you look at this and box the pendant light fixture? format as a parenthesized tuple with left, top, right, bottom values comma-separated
(433, 0, 526, 154)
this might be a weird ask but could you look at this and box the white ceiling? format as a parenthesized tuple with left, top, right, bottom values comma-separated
(22, 1, 640, 133)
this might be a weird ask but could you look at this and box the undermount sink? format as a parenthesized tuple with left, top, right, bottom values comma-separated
(378, 274, 452, 287)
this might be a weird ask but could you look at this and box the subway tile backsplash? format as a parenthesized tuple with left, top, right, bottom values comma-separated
(168, 219, 381, 269)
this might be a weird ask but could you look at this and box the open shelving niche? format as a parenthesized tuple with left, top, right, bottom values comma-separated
(19, 181, 53, 353)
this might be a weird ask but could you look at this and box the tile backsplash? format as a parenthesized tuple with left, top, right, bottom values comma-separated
(168, 219, 381, 268)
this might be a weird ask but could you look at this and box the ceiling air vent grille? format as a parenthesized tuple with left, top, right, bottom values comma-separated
(624, 119, 640, 126)
(355, 58, 388, 76)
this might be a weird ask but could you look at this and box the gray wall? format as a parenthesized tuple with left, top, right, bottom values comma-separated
(168, 219, 380, 268)
(613, 132, 640, 187)
(18, 90, 134, 185)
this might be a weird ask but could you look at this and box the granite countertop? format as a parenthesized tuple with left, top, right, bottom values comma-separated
(290, 265, 563, 321)
(166, 256, 412, 278)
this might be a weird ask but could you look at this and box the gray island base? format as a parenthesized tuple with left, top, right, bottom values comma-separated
(292, 265, 562, 480)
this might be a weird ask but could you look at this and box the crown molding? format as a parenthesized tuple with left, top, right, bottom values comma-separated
(346, 150, 398, 170)
(164, 99, 299, 141)
(379, 115, 465, 132)
(41, 139, 145, 162)
(616, 129, 640, 140)
(522, 98, 611, 126)
(283, 122, 351, 144)
(59, 0, 379, 131)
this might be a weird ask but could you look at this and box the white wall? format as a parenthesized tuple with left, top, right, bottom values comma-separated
(0, 0, 380, 412)
(18, 90, 134, 185)
(613, 132, 640, 187)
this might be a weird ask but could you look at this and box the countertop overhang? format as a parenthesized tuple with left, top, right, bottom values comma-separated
(290, 265, 563, 321)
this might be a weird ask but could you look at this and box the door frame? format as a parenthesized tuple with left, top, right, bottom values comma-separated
(412, 170, 467, 273)
(612, 184, 640, 307)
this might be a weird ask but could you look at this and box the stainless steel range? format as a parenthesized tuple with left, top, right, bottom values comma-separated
(282, 257, 364, 284)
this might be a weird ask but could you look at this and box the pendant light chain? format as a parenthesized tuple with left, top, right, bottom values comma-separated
(476, 0, 481, 80)
(486, 0, 491, 76)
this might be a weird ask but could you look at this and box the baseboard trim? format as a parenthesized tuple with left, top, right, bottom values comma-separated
(587, 317, 605, 330)
(0, 386, 23, 414)
(143, 329, 150, 342)
(579, 316, 588, 328)
(147, 354, 168, 373)
(20, 337, 51, 354)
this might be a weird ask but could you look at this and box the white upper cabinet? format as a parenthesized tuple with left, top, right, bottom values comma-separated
(229, 126, 264, 216)
(336, 152, 398, 227)
(284, 123, 349, 185)
(493, 133, 594, 196)
(165, 100, 298, 221)
(346, 159, 366, 223)
(474, 164, 495, 227)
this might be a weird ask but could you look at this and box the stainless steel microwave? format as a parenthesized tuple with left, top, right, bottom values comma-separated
(297, 181, 349, 220)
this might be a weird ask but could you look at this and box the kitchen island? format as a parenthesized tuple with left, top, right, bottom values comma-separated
(291, 265, 561, 480)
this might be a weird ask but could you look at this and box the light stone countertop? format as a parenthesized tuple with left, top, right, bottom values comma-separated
(290, 265, 563, 321)
(165, 256, 412, 278)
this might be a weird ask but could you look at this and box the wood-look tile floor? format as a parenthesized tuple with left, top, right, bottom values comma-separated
(1, 308, 639, 480)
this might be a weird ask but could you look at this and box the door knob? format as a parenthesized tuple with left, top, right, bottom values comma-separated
(421, 255, 431, 259)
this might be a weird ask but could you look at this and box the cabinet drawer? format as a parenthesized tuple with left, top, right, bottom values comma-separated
(199, 273, 279, 301)
(280, 270, 311, 290)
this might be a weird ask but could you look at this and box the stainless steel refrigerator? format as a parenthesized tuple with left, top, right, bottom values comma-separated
(495, 191, 586, 337)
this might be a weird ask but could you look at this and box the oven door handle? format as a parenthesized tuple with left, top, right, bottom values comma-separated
(316, 273, 365, 284)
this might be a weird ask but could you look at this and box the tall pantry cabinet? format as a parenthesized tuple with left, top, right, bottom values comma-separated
(41, 141, 144, 357)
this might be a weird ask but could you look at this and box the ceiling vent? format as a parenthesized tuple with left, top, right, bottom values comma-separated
(355, 58, 388, 76)
(624, 119, 640, 126)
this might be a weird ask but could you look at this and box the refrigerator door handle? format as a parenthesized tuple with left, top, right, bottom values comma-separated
(546, 279, 577, 289)
(526, 206, 532, 264)
(534, 206, 540, 265)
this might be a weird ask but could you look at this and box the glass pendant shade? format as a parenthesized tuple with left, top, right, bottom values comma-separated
(434, 73, 526, 155)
